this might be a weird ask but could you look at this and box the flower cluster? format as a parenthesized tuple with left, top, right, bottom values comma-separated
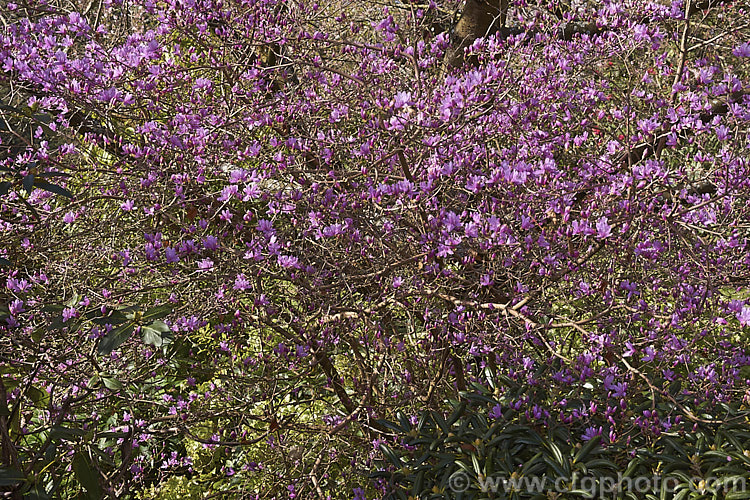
(1, 0, 750, 497)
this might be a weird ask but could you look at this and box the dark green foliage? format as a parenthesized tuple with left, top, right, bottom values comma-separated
(375, 387, 750, 499)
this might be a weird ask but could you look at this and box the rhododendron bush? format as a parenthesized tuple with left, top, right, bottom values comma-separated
(1, 0, 750, 497)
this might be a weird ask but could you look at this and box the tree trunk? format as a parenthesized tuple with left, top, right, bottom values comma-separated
(444, 0, 506, 69)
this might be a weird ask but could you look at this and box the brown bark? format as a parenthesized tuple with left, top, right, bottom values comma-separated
(443, 0, 737, 70)
(444, 0, 505, 69)
(314, 350, 356, 414)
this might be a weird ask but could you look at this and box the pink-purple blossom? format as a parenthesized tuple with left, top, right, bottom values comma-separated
(595, 217, 612, 239)
(732, 42, 750, 57)
(737, 306, 750, 327)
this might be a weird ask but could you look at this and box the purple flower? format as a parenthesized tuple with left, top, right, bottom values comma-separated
(193, 77, 213, 90)
(7, 278, 31, 293)
(218, 185, 238, 202)
(606, 379, 627, 398)
(62, 306, 77, 322)
(732, 42, 750, 57)
(203, 235, 219, 250)
(715, 125, 730, 141)
(165, 247, 179, 264)
(197, 259, 214, 270)
(489, 404, 503, 419)
(393, 91, 411, 110)
(219, 209, 233, 222)
(571, 219, 591, 235)
(596, 216, 612, 239)
(243, 184, 260, 200)
(641, 346, 656, 362)
(9, 299, 25, 316)
(353, 487, 367, 500)
(322, 223, 344, 238)
(180, 240, 198, 254)
(277, 255, 299, 269)
(582, 426, 602, 441)
(444, 211, 462, 232)
(330, 104, 349, 122)
(737, 306, 750, 327)
(257, 219, 274, 234)
(63, 211, 76, 223)
(228, 169, 248, 183)
(623, 341, 636, 357)
(637, 117, 660, 135)
(120, 200, 135, 211)
(144, 243, 158, 261)
(234, 274, 250, 290)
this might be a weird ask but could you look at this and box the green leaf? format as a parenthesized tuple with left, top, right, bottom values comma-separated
(97, 322, 135, 355)
(32, 112, 52, 124)
(412, 469, 425, 495)
(0, 467, 24, 487)
(398, 412, 411, 430)
(379, 444, 403, 468)
(90, 310, 128, 326)
(101, 377, 122, 391)
(432, 411, 449, 434)
(622, 457, 643, 478)
(50, 426, 87, 442)
(582, 458, 618, 471)
(471, 453, 482, 475)
(447, 401, 467, 426)
(90, 446, 116, 468)
(664, 436, 691, 460)
(72, 452, 103, 500)
(43, 443, 57, 464)
(521, 452, 543, 475)
(574, 436, 602, 463)
(27, 385, 50, 408)
(544, 440, 566, 467)
(566, 489, 595, 498)
(0, 182, 11, 197)
(41, 304, 65, 313)
(724, 432, 745, 454)
(484, 366, 496, 389)
(375, 419, 406, 434)
(141, 304, 172, 322)
(461, 392, 497, 405)
(0, 257, 10, 266)
(22, 174, 34, 194)
(544, 456, 569, 481)
(34, 180, 73, 199)
(142, 320, 173, 347)
(454, 460, 473, 474)
(672, 489, 690, 500)
(64, 294, 81, 308)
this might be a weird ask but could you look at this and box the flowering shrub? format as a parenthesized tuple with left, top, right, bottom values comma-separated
(375, 372, 750, 499)
(1, 0, 750, 498)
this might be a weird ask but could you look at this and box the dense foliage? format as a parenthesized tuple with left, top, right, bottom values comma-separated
(1, 0, 750, 498)
(376, 373, 750, 499)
